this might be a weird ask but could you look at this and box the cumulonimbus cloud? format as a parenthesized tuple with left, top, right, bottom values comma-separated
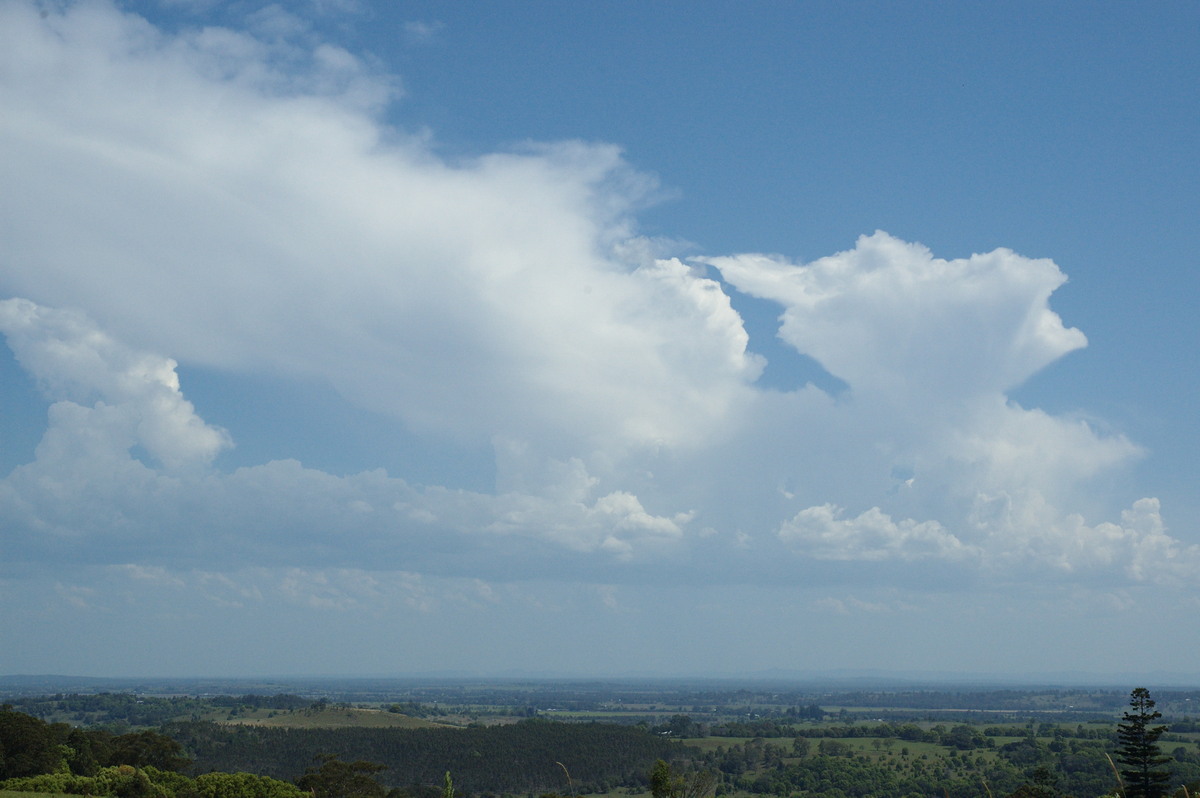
(702, 232, 1088, 402)
(0, 0, 759, 464)
(0, 0, 1190, 595)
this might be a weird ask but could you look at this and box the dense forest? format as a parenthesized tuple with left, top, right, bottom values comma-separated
(0, 705, 688, 797)
(164, 718, 685, 793)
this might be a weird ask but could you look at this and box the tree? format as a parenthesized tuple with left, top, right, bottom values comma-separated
(1115, 687, 1172, 798)
(1008, 765, 1057, 798)
(0, 706, 62, 778)
(106, 730, 192, 772)
(297, 756, 386, 798)
(791, 736, 810, 758)
(648, 760, 715, 798)
(194, 771, 306, 798)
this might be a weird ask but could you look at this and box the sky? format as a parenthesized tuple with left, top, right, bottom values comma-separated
(1, 0, 1199, 681)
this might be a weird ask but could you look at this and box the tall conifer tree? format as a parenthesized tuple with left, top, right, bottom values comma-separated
(1116, 687, 1171, 798)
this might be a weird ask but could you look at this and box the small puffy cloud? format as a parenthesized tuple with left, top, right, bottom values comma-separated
(777, 494, 1200, 589)
(403, 20, 444, 44)
(973, 495, 1200, 586)
(780, 504, 977, 563)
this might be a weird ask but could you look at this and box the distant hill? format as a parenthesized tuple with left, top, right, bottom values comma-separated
(215, 706, 447, 729)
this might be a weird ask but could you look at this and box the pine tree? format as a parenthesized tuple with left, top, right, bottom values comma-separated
(1115, 687, 1172, 798)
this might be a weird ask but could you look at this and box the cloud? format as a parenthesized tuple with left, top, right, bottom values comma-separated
(0, 299, 692, 574)
(0, 0, 1192, 605)
(690, 234, 1159, 584)
(2, 293, 1178, 589)
(775, 496, 1199, 588)
(703, 232, 1087, 402)
(402, 20, 444, 44)
(780, 504, 977, 563)
(0, 0, 756, 467)
(972, 495, 1200, 586)
(814, 595, 903, 615)
(0, 299, 231, 471)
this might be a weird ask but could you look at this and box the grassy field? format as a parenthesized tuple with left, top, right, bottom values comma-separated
(682, 736, 757, 752)
(209, 706, 450, 729)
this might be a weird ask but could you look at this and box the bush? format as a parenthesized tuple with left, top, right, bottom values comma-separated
(2, 764, 174, 798)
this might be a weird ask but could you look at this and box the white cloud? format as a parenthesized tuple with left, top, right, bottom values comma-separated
(402, 20, 444, 44)
(0, 0, 755, 471)
(777, 495, 1200, 588)
(703, 232, 1087, 402)
(780, 504, 977, 562)
(973, 495, 1200, 586)
(691, 233, 1160, 585)
(0, 0, 1192, 607)
(0, 298, 231, 471)
(0, 299, 691, 572)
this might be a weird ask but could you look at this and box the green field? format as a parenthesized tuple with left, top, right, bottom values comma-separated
(206, 705, 450, 729)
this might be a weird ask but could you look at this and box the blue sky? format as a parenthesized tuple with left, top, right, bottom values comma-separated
(1, 0, 1198, 680)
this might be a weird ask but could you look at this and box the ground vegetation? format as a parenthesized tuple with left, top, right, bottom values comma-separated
(5, 684, 1200, 798)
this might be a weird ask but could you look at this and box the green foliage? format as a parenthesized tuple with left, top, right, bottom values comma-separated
(1, 764, 171, 798)
(193, 771, 305, 798)
(4, 695, 214, 729)
(106, 732, 191, 772)
(1006, 765, 1058, 798)
(652, 717, 705, 739)
(209, 697, 310, 712)
(1116, 688, 1172, 798)
(1, 765, 303, 798)
(385, 704, 446, 720)
(648, 759, 715, 798)
(0, 707, 189, 784)
(9, 685, 1200, 798)
(0, 707, 62, 779)
(297, 757, 386, 798)
(168, 717, 686, 794)
(650, 759, 672, 798)
(943, 724, 987, 750)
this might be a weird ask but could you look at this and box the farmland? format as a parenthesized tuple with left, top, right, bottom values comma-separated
(4, 678, 1200, 797)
